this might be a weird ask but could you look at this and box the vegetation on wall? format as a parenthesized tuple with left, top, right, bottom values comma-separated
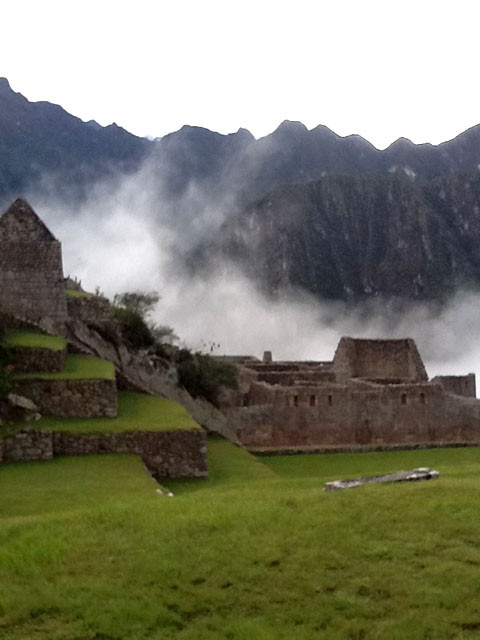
(111, 306, 155, 349)
(111, 290, 177, 350)
(176, 349, 238, 406)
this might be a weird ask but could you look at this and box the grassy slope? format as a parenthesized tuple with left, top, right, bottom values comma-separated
(66, 289, 94, 298)
(4, 330, 66, 351)
(15, 353, 115, 381)
(2, 442, 480, 639)
(36, 391, 200, 433)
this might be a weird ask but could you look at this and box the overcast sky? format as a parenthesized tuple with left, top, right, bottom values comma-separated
(2, 0, 479, 149)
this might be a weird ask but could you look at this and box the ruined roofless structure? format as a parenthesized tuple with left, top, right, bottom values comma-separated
(0, 199, 67, 335)
(220, 338, 480, 451)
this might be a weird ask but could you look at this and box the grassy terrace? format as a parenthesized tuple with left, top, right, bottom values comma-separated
(36, 390, 200, 433)
(15, 353, 115, 381)
(3, 441, 480, 638)
(4, 330, 66, 351)
(0, 454, 155, 519)
(66, 288, 95, 298)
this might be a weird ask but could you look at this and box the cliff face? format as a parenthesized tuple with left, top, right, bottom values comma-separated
(208, 171, 480, 301)
(4, 78, 480, 302)
(150, 121, 480, 212)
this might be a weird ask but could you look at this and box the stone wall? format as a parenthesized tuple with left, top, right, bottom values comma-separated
(0, 200, 68, 335)
(256, 370, 336, 386)
(430, 374, 476, 398)
(9, 346, 67, 373)
(332, 337, 428, 382)
(16, 378, 118, 418)
(229, 382, 480, 449)
(0, 427, 208, 478)
(0, 428, 53, 462)
(53, 429, 207, 477)
(67, 295, 111, 325)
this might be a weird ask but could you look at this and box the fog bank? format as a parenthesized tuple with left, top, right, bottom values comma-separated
(30, 166, 480, 383)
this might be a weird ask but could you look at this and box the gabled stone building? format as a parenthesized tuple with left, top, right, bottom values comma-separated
(0, 199, 67, 335)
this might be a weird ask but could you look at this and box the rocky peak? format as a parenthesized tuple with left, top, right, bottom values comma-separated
(0, 77, 11, 92)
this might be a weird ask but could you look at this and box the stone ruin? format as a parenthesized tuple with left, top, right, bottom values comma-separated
(0, 199, 68, 335)
(0, 199, 207, 478)
(3, 197, 480, 459)
(219, 338, 480, 451)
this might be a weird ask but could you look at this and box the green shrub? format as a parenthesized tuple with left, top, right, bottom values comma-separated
(177, 350, 237, 406)
(111, 289, 179, 351)
(111, 307, 155, 349)
(112, 291, 160, 318)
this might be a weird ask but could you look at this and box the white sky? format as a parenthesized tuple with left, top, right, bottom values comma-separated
(1, 0, 480, 149)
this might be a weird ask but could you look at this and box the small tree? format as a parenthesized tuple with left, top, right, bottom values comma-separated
(112, 290, 177, 349)
(111, 306, 155, 349)
(113, 291, 160, 319)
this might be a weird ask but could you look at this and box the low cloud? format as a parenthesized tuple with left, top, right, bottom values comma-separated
(30, 163, 480, 384)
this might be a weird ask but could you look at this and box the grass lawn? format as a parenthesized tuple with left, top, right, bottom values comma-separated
(15, 353, 115, 381)
(4, 330, 66, 351)
(36, 391, 200, 433)
(0, 454, 157, 519)
(2, 441, 480, 639)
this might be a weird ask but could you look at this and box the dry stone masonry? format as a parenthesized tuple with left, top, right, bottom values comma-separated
(16, 379, 118, 418)
(0, 199, 68, 335)
(66, 293, 112, 325)
(220, 338, 480, 451)
(0, 199, 208, 478)
(0, 427, 207, 477)
(8, 346, 67, 373)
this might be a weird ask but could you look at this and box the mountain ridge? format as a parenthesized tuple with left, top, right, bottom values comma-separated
(3, 78, 480, 302)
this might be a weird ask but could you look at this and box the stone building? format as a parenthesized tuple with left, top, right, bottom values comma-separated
(0, 199, 67, 334)
(220, 338, 480, 451)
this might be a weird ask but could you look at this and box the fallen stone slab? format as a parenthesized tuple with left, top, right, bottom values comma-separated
(324, 467, 439, 491)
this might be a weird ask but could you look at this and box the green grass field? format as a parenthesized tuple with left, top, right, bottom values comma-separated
(15, 353, 115, 381)
(4, 330, 66, 351)
(36, 391, 200, 434)
(2, 440, 480, 639)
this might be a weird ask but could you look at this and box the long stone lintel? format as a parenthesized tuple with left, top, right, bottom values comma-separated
(325, 467, 439, 491)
